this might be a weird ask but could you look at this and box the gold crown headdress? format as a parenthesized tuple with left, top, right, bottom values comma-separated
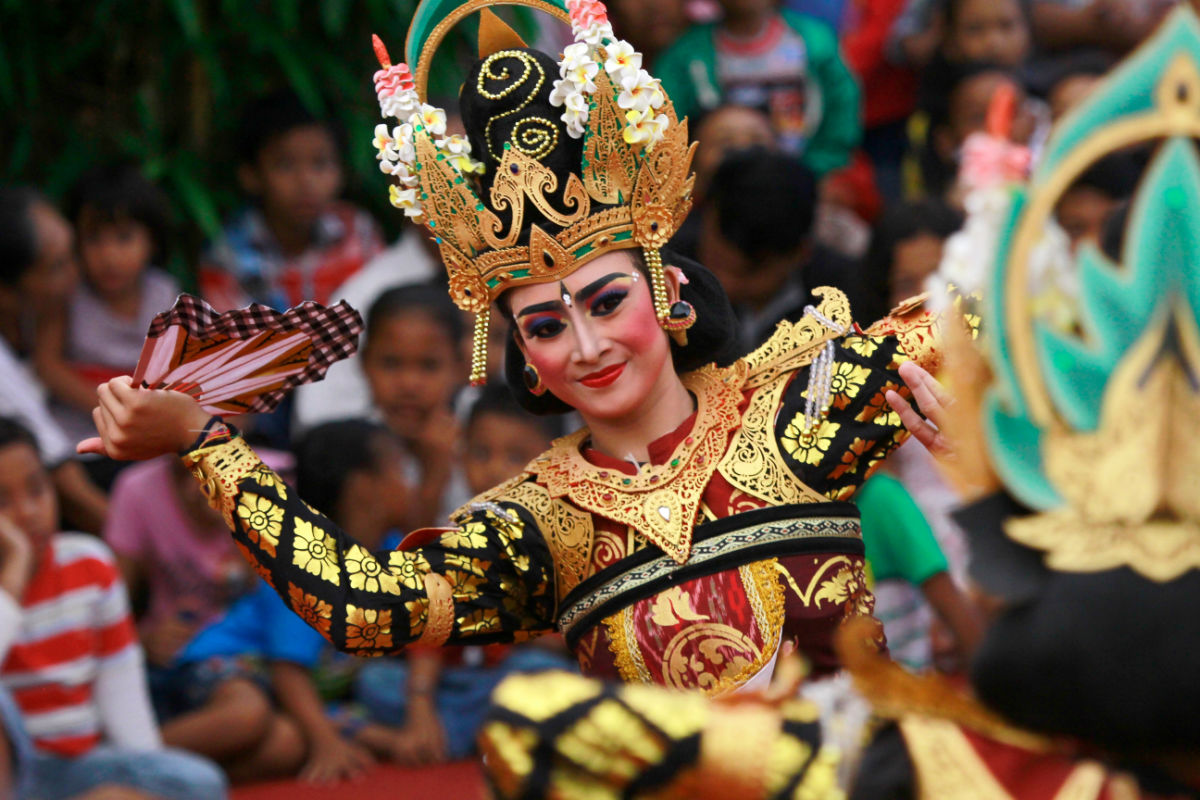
(370, 0, 696, 384)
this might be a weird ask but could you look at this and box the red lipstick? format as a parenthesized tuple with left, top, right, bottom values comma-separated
(579, 363, 625, 388)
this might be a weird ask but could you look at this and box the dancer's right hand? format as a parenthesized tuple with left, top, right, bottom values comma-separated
(77, 376, 212, 461)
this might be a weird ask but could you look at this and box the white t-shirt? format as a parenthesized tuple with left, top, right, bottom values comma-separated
(0, 338, 73, 467)
(292, 234, 438, 433)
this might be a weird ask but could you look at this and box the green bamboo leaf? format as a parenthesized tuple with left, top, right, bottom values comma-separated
(169, 0, 203, 42)
(6, 128, 32, 176)
(0, 38, 15, 107)
(267, 36, 324, 113)
(167, 161, 224, 240)
(320, 0, 352, 37)
(44, 141, 100, 198)
(276, 0, 300, 32)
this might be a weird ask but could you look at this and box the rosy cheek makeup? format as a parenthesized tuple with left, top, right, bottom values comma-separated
(616, 282, 663, 350)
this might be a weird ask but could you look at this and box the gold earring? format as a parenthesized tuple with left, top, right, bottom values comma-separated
(522, 363, 546, 396)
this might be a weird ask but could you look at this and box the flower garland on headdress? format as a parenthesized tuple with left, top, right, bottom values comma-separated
(371, 40, 487, 221)
(548, 0, 669, 147)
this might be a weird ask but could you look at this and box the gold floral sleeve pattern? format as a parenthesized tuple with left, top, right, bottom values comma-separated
(774, 330, 918, 501)
(182, 423, 557, 655)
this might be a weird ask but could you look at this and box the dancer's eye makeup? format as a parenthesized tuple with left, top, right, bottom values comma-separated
(587, 275, 634, 316)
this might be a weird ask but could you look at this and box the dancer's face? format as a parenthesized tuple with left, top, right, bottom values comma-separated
(509, 251, 676, 424)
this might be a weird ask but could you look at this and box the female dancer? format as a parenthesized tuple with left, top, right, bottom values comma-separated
(80, 0, 946, 696)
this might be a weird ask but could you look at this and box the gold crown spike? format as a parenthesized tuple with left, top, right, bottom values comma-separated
(371, 0, 695, 384)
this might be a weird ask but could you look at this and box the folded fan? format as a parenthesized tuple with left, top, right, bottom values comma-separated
(132, 294, 363, 416)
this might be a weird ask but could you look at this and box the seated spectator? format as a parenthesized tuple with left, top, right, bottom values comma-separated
(655, 0, 861, 174)
(0, 187, 107, 534)
(918, 64, 1041, 200)
(0, 417, 226, 800)
(691, 104, 779, 203)
(855, 473, 983, 672)
(861, 198, 964, 322)
(671, 103, 778, 258)
(104, 454, 289, 717)
(199, 90, 384, 312)
(1055, 154, 1140, 252)
(355, 388, 573, 766)
(940, 0, 1032, 68)
(291, 226, 441, 433)
(461, 383, 563, 498)
(696, 148, 869, 350)
(33, 164, 179, 489)
(361, 283, 470, 528)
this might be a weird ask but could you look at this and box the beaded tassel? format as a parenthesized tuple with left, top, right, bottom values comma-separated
(470, 306, 491, 386)
(800, 304, 847, 441)
(646, 247, 671, 322)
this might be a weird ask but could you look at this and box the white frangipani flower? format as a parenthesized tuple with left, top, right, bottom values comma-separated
(604, 40, 641, 82)
(617, 69, 665, 112)
(416, 104, 447, 137)
(623, 107, 668, 146)
(389, 185, 422, 217)
(372, 124, 398, 161)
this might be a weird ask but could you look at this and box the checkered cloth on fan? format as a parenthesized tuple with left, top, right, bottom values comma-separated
(132, 294, 363, 416)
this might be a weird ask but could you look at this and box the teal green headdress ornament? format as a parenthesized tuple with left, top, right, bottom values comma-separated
(984, 6, 1200, 581)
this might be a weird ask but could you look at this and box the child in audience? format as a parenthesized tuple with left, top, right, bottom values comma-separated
(855, 473, 983, 672)
(0, 417, 226, 800)
(360, 283, 470, 528)
(939, 0, 1032, 69)
(199, 90, 384, 312)
(697, 148, 869, 349)
(355, 388, 572, 766)
(104, 454, 289, 718)
(0, 186, 108, 533)
(462, 383, 563, 498)
(1054, 154, 1139, 251)
(862, 198, 964, 321)
(31, 165, 179, 485)
(655, 0, 861, 174)
(918, 65, 1040, 200)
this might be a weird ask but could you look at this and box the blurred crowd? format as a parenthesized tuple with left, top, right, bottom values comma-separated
(0, 0, 1176, 797)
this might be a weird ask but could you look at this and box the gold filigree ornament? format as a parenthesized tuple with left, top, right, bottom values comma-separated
(533, 363, 748, 563)
(1005, 313, 1200, 580)
(370, 1, 696, 384)
(982, 8, 1200, 581)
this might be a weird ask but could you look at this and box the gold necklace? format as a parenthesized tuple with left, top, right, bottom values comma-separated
(533, 362, 748, 563)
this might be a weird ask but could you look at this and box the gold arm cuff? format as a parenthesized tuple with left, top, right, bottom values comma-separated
(180, 436, 261, 529)
(416, 572, 455, 647)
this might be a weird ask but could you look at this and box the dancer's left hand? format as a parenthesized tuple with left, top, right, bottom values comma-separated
(887, 361, 955, 459)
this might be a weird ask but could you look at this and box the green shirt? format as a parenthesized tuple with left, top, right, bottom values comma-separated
(856, 473, 947, 586)
(654, 10, 861, 176)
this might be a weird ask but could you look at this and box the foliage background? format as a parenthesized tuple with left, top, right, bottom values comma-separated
(0, 0, 537, 287)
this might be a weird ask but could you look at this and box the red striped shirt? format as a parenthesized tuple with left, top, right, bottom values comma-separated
(1, 535, 137, 757)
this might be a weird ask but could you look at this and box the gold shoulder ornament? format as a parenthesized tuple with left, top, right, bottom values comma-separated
(532, 363, 747, 564)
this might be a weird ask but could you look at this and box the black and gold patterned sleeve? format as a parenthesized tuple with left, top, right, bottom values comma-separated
(181, 422, 556, 655)
(759, 292, 947, 501)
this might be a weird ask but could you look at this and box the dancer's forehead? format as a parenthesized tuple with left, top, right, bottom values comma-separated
(506, 250, 639, 316)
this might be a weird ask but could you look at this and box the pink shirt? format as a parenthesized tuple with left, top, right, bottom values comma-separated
(104, 457, 254, 634)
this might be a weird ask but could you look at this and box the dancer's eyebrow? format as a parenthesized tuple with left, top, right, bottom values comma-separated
(574, 272, 627, 305)
(515, 301, 562, 318)
(515, 273, 627, 317)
